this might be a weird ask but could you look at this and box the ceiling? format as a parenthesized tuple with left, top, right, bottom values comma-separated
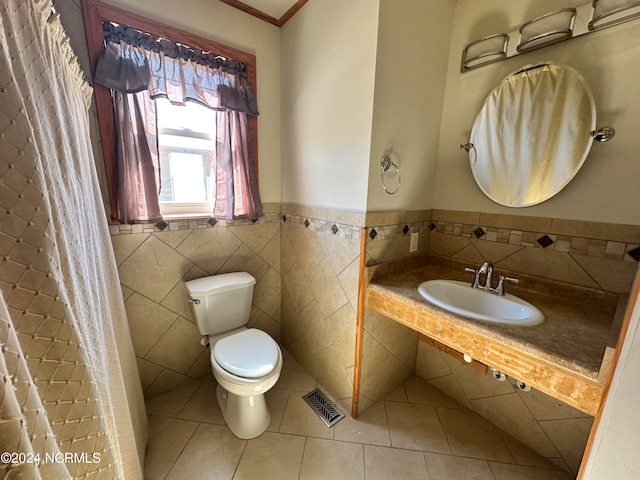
(219, 0, 308, 27)
(240, 0, 297, 18)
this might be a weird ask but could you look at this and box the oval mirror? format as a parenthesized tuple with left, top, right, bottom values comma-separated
(469, 62, 596, 207)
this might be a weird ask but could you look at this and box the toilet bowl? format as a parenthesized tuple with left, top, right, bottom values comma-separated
(209, 328, 282, 439)
(185, 272, 283, 439)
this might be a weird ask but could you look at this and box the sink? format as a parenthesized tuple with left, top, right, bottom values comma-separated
(418, 280, 544, 326)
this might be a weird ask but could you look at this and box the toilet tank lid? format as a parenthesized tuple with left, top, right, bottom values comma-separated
(185, 272, 256, 295)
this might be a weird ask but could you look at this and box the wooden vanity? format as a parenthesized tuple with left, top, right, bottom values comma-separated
(352, 254, 626, 417)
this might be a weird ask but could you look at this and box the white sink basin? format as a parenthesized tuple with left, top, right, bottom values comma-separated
(418, 280, 544, 327)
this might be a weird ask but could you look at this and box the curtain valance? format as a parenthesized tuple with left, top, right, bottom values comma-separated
(95, 22, 259, 116)
(103, 22, 246, 74)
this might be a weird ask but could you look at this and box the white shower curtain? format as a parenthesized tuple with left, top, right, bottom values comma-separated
(0, 1, 146, 479)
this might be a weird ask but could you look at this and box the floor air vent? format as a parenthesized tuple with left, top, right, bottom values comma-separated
(302, 388, 345, 428)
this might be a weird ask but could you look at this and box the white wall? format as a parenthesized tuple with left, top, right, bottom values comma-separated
(366, 0, 453, 212)
(582, 291, 640, 478)
(433, 0, 640, 225)
(104, 0, 282, 204)
(280, 0, 380, 212)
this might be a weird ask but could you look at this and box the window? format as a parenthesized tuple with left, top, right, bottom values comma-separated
(83, 0, 260, 223)
(156, 99, 216, 217)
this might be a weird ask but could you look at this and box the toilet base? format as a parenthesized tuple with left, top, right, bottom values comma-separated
(216, 384, 271, 439)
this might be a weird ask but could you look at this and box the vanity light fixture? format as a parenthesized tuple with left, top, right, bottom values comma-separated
(517, 8, 577, 52)
(460, 1, 640, 72)
(461, 33, 509, 71)
(589, 0, 640, 30)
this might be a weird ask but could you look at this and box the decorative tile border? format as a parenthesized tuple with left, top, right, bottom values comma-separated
(434, 220, 639, 263)
(364, 208, 640, 263)
(367, 221, 434, 242)
(108, 203, 282, 235)
(108, 204, 363, 240)
(280, 213, 361, 240)
(108, 212, 281, 235)
(107, 204, 640, 265)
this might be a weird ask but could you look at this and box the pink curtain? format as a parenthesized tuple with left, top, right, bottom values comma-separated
(114, 90, 162, 223)
(214, 111, 263, 219)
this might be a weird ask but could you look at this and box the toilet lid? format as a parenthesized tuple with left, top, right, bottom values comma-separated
(213, 329, 280, 378)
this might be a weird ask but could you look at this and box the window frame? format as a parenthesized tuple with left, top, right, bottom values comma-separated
(81, 0, 259, 222)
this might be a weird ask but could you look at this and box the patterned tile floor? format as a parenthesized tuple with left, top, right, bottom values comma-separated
(144, 351, 574, 480)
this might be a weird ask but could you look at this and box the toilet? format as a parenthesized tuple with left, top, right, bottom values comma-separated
(185, 272, 282, 439)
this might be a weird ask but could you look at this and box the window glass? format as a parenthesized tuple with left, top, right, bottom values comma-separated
(155, 97, 216, 134)
(156, 98, 216, 216)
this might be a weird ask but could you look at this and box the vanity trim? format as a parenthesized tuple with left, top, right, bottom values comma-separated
(418, 333, 488, 374)
(351, 227, 367, 418)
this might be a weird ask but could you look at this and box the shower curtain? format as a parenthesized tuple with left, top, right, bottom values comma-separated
(0, 1, 146, 479)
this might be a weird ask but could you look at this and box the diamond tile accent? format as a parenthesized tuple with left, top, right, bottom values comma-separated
(428, 222, 436, 231)
(369, 228, 378, 240)
(207, 217, 217, 227)
(473, 227, 485, 239)
(282, 215, 287, 222)
(536, 235, 554, 248)
(331, 224, 339, 234)
(304, 219, 310, 228)
(403, 224, 410, 235)
(155, 221, 168, 231)
(628, 246, 640, 262)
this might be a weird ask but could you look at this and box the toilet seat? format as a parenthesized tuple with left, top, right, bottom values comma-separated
(213, 329, 280, 379)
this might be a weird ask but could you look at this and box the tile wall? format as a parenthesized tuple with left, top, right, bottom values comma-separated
(279, 205, 433, 412)
(109, 204, 282, 397)
(365, 208, 639, 294)
(416, 341, 593, 475)
(428, 209, 640, 294)
(109, 202, 437, 410)
(279, 205, 362, 411)
(359, 210, 433, 410)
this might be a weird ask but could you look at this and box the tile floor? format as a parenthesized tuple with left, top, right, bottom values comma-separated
(144, 351, 574, 480)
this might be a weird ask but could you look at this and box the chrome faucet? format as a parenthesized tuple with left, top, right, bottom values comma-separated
(465, 262, 519, 296)
(465, 261, 493, 289)
(478, 262, 493, 290)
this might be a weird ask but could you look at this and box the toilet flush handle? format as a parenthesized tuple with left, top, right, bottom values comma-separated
(187, 297, 200, 305)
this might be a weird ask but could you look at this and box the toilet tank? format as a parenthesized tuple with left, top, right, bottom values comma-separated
(185, 272, 256, 336)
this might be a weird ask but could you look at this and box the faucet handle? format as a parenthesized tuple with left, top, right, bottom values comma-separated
(500, 275, 519, 284)
(496, 275, 519, 295)
(465, 267, 481, 288)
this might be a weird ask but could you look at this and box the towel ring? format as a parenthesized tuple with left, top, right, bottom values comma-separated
(460, 142, 477, 165)
(381, 156, 401, 195)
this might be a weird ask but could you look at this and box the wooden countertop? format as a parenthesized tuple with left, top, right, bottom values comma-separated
(366, 262, 622, 416)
